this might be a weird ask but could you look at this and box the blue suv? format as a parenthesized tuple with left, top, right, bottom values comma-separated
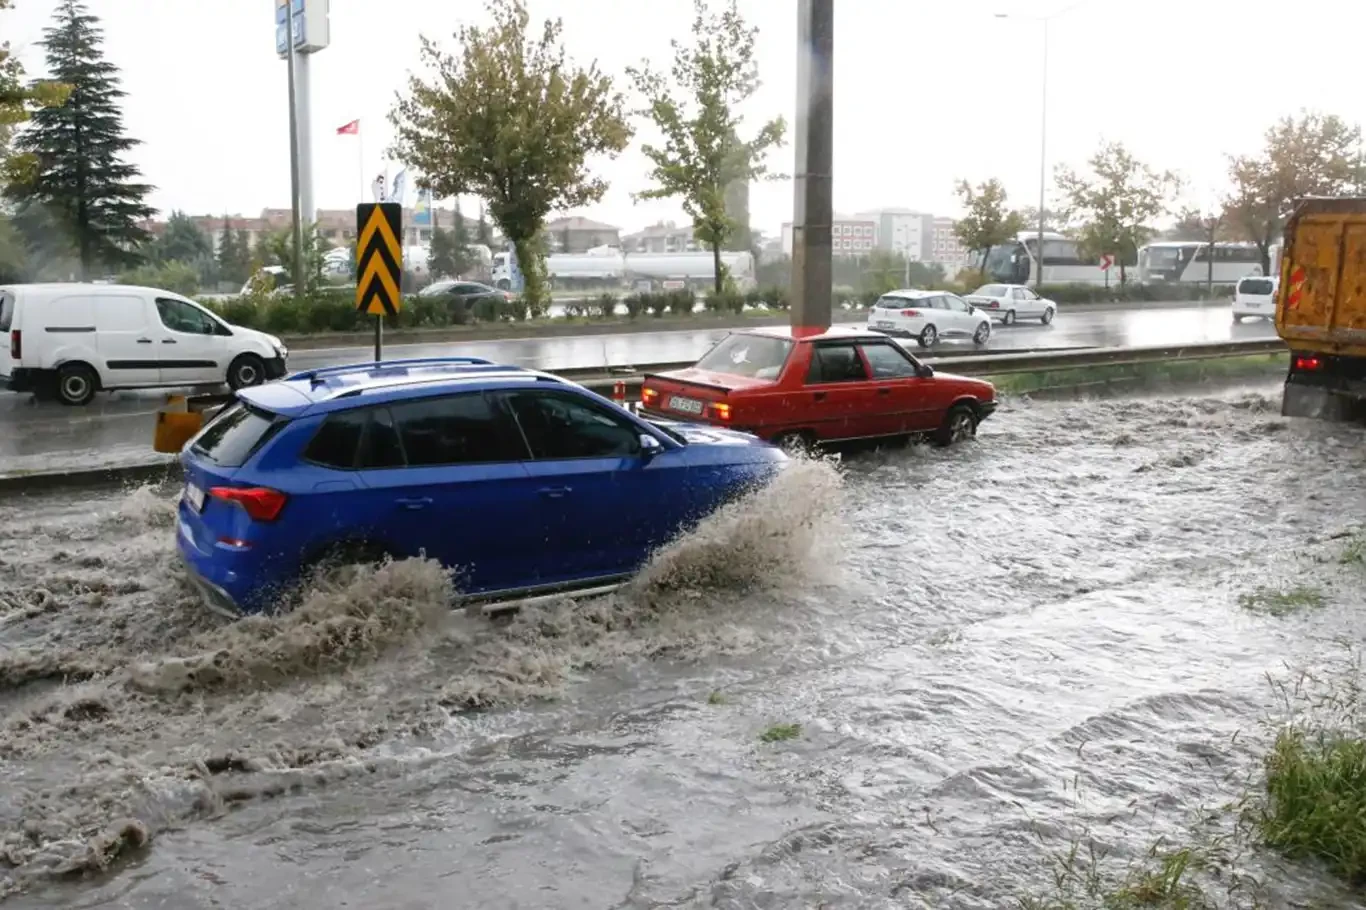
(175, 357, 788, 616)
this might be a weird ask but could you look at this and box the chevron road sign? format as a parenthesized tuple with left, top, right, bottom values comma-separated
(355, 203, 402, 318)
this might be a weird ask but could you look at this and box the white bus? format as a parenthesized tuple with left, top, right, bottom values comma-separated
(1136, 241, 1264, 284)
(979, 231, 1110, 286)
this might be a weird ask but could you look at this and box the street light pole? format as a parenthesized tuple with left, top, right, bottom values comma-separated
(1035, 18, 1048, 290)
(285, 3, 305, 300)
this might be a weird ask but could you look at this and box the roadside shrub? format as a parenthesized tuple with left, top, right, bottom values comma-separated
(587, 293, 618, 319)
(704, 289, 745, 314)
(623, 293, 647, 320)
(561, 301, 589, 319)
(760, 285, 789, 310)
(644, 292, 671, 318)
(666, 288, 695, 316)
(122, 260, 201, 296)
(470, 296, 505, 322)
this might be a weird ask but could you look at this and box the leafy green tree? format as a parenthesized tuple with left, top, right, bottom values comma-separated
(391, 0, 631, 314)
(216, 216, 254, 286)
(0, 0, 69, 185)
(119, 259, 199, 296)
(5, 0, 153, 278)
(953, 178, 1025, 276)
(154, 209, 211, 265)
(428, 226, 468, 279)
(264, 222, 326, 292)
(626, 0, 785, 294)
(476, 201, 491, 247)
(0, 214, 25, 280)
(1054, 141, 1179, 285)
(1223, 111, 1363, 274)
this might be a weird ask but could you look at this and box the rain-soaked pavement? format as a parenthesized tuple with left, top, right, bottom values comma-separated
(1, 378, 1363, 908)
(0, 304, 1277, 478)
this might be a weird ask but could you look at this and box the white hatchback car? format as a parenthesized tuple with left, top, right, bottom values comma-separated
(866, 289, 992, 348)
(1232, 275, 1277, 321)
(964, 284, 1057, 325)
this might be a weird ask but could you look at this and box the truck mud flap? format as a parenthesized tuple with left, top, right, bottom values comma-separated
(1282, 381, 1366, 422)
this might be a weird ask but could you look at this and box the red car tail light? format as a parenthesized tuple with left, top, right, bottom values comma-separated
(9, 330, 19, 359)
(1294, 354, 1323, 372)
(900, 309, 920, 317)
(209, 486, 289, 522)
(641, 386, 660, 406)
(710, 402, 732, 421)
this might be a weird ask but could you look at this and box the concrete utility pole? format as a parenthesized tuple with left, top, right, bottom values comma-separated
(285, 1, 305, 300)
(789, 0, 834, 334)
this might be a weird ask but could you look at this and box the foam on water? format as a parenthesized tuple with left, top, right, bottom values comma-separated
(0, 458, 845, 893)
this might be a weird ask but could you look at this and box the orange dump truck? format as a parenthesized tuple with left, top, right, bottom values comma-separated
(1277, 197, 1366, 420)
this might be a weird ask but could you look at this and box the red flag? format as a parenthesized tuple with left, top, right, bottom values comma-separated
(336, 119, 359, 135)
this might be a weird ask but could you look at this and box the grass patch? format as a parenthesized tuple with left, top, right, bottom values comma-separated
(759, 722, 801, 742)
(987, 353, 1287, 397)
(1238, 585, 1327, 617)
(1256, 728, 1366, 883)
(1338, 531, 1366, 567)
(707, 690, 727, 705)
(1019, 841, 1217, 909)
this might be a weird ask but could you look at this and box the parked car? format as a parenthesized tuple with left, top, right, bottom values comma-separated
(1232, 275, 1277, 322)
(964, 283, 1057, 325)
(0, 283, 288, 406)
(640, 326, 997, 450)
(417, 279, 513, 314)
(176, 356, 786, 616)
(866, 289, 992, 347)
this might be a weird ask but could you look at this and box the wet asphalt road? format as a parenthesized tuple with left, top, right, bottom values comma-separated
(1, 380, 1363, 908)
(0, 304, 1277, 477)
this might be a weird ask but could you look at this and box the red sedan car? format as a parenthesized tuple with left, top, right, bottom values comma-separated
(640, 326, 997, 449)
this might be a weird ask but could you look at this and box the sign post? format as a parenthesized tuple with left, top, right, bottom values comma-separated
(355, 202, 403, 362)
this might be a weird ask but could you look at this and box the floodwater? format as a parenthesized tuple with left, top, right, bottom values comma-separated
(1, 382, 1365, 908)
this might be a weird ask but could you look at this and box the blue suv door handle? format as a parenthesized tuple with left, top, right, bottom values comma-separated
(538, 486, 572, 499)
(395, 497, 433, 510)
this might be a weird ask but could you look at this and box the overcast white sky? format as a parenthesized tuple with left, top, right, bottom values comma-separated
(5, 0, 1365, 236)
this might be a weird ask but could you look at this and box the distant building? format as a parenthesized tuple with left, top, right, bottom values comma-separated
(857, 208, 933, 261)
(780, 214, 876, 258)
(543, 216, 621, 253)
(142, 205, 466, 254)
(927, 217, 969, 272)
(621, 221, 700, 254)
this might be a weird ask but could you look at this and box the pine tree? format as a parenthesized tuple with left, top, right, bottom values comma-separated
(476, 201, 492, 247)
(6, 0, 154, 278)
(217, 216, 241, 283)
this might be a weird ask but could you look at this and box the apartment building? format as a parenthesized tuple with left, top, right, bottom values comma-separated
(780, 215, 876, 257)
(855, 208, 933, 261)
(929, 216, 970, 272)
(621, 221, 700, 254)
(543, 216, 621, 253)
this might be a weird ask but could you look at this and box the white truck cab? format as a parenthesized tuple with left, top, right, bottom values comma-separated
(0, 283, 288, 405)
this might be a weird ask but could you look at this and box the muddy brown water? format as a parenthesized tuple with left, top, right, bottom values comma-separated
(1, 382, 1364, 908)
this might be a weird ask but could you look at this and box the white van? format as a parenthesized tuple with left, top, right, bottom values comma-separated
(0, 283, 289, 405)
(1232, 275, 1278, 322)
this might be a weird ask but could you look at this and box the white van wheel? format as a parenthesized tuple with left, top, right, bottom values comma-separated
(228, 354, 266, 390)
(56, 363, 98, 406)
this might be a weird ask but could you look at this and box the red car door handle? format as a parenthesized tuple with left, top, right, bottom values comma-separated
(812, 392, 827, 402)
(877, 387, 891, 396)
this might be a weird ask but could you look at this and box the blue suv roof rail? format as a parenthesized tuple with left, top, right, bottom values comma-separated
(286, 356, 496, 384)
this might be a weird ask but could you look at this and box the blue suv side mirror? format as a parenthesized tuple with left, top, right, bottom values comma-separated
(639, 434, 663, 458)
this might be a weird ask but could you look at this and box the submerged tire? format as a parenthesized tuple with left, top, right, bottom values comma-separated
(56, 363, 98, 406)
(934, 404, 978, 448)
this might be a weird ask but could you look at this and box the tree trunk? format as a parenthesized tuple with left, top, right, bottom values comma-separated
(1118, 259, 1127, 286)
(513, 236, 547, 319)
(712, 240, 724, 295)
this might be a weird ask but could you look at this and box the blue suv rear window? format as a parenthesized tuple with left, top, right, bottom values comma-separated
(191, 404, 286, 467)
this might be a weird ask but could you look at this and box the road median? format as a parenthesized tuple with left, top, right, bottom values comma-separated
(0, 339, 1289, 495)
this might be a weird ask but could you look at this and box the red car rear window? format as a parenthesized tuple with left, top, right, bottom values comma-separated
(695, 334, 793, 379)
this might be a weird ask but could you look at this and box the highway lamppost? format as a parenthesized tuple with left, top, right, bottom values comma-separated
(995, 2, 1086, 290)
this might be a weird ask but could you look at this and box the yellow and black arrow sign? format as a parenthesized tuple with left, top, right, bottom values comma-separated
(355, 202, 403, 316)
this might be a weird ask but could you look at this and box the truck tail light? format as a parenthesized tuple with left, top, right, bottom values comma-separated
(209, 486, 288, 522)
(9, 330, 19, 359)
(1294, 354, 1323, 372)
(900, 309, 921, 317)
